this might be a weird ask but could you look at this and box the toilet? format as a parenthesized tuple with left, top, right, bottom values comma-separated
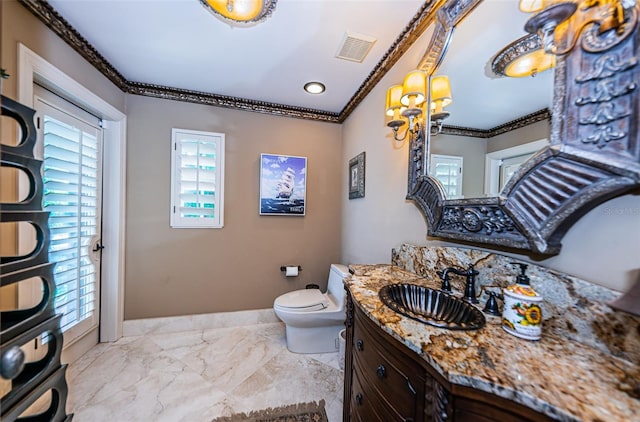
(274, 264, 350, 353)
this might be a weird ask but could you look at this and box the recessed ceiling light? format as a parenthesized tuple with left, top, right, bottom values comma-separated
(304, 82, 325, 94)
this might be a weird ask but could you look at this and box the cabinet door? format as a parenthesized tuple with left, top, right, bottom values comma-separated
(353, 307, 425, 421)
(351, 364, 403, 422)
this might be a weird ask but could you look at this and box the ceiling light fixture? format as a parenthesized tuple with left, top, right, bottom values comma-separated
(385, 71, 453, 141)
(522, 0, 636, 56)
(492, 33, 556, 78)
(304, 82, 326, 95)
(494, 0, 634, 78)
(519, 0, 549, 13)
(199, 0, 277, 25)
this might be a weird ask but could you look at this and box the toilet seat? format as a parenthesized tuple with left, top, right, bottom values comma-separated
(274, 289, 329, 312)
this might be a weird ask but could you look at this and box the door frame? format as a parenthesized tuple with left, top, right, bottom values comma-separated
(18, 44, 126, 343)
(484, 138, 549, 197)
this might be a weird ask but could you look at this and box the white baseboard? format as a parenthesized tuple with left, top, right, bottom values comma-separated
(122, 308, 280, 337)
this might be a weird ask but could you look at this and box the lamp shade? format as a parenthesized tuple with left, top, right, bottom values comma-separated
(385, 85, 404, 116)
(430, 76, 452, 108)
(400, 70, 426, 107)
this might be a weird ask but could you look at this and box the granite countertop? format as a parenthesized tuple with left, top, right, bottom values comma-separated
(345, 264, 640, 422)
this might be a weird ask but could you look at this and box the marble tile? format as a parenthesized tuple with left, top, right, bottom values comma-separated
(307, 351, 342, 371)
(67, 321, 342, 421)
(70, 356, 227, 422)
(162, 327, 285, 391)
(123, 308, 279, 337)
(226, 350, 343, 422)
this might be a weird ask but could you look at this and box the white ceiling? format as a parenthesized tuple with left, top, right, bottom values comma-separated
(47, 0, 425, 114)
(439, 0, 554, 129)
(45, 0, 553, 128)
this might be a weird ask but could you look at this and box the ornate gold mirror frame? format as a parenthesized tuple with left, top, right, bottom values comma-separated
(407, 0, 639, 255)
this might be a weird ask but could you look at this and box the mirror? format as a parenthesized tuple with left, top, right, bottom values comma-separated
(406, 0, 640, 255)
(428, 0, 553, 199)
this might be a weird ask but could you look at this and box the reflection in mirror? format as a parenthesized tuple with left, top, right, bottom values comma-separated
(427, 0, 553, 199)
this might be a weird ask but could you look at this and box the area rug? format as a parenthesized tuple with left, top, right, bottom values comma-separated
(211, 400, 328, 422)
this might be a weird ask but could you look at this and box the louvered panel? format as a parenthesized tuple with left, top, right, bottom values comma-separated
(512, 188, 553, 220)
(518, 178, 562, 210)
(178, 138, 219, 219)
(41, 110, 100, 343)
(527, 176, 572, 205)
(412, 178, 443, 227)
(543, 160, 601, 187)
(507, 158, 611, 230)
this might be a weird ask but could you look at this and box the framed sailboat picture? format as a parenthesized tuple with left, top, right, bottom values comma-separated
(260, 154, 307, 216)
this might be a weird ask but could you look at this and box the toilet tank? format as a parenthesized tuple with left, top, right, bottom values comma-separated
(327, 264, 350, 306)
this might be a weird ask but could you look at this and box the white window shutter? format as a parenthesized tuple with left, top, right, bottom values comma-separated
(171, 129, 225, 228)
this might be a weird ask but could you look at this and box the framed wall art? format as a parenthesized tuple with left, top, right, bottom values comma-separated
(260, 153, 307, 216)
(349, 151, 365, 199)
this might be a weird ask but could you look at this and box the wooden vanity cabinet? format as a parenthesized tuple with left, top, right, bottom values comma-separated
(343, 291, 553, 422)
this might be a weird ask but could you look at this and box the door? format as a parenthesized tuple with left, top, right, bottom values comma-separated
(499, 152, 534, 191)
(33, 86, 103, 356)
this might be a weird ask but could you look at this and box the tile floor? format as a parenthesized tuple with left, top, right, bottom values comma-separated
(66, 322, 344, 421)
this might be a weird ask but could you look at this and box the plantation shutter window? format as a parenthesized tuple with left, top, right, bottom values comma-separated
(430, 154, 464, 199)
(36, 87, 103, 346)
(171, 129, 225, 228)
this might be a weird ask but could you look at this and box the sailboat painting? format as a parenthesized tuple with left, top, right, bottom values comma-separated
(260, 154, 307, 216)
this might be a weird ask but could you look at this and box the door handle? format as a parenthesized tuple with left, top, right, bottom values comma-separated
(92, 242, 104, 252)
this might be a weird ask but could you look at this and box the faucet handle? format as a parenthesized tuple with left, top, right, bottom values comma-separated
(436, 270, 452, 293)
(482, 291, 502, 316)
(467, 263, 479, 276)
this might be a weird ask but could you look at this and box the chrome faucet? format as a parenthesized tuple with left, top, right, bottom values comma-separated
(438, 264, 480, 303)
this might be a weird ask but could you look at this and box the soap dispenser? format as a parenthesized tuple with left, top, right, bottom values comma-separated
(502, 263, 543, 341)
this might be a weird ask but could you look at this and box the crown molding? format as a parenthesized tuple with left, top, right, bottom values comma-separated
(337, 1, 442, 122)
(439, 108, 551, 138)
(19, 0, 439, 124)
(127, 82, 340, 122)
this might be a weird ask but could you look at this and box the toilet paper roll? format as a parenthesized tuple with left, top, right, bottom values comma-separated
(285, 266, 299, 277)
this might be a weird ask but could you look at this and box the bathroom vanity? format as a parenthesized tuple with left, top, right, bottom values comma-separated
(345, 292, 550, 421)
(342, 245, 640, 422)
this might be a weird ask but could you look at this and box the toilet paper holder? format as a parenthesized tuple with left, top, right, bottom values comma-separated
(280, 265, 302, 272)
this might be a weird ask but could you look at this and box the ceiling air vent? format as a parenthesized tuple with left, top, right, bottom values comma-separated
(335, 32, 377, 63)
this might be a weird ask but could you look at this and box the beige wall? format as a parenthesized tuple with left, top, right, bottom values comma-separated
(430, 134, 486, 198)
(125, 95, 342, 319)
(1, 1, 126, 112)
(3, 0, 342, 320)
(4, 0, 638, 325)
(341, 28, 434, 267)
(486, 120, 549, 153)
(1, 1, 124, 310)
(429, 119, 550, 198)
(341, 28, 640, 293)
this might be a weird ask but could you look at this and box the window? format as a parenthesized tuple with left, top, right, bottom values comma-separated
(430, 154, 463, 199)
(170, 129, 225, 228)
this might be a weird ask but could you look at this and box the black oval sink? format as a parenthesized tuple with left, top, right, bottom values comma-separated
(379, 283, 485, 330)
